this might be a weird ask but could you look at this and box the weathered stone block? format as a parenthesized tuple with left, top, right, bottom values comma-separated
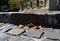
(6, 28, 25, 36)
(44, 31, 60, 39)
(40, 28, 53, 33)
(23, 28, 44, 38)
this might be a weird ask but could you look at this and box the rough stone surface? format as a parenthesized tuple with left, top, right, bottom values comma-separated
(23, 28, 44, 38)
(40, 28, 53, 33)
(6, 28, 25, 35)
(0, 23, 14, 28)
(0, 33, 10, 41)
(23, 26, 30, 30)
(0, 23, 60, 41)
(44, 31, 60, 39)
(0, 23, 17, 29)
(54, 29, 60, 33)
(8, 36, 34, 41)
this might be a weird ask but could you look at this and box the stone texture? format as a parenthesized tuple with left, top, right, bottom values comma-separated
(0, 23, 17, 29)
(0, 24, 14, 28)
(6, 28, 25, 35)
(10, 26, 17, 28)
(23, 28, 44, 38)
(0, 23, 60, 41)
(54, 29, 60, 33)
(40, 28, 53, 33)
(8, 36, 34, 41)
(23, 26, 30, 30)
(44, 31, 60, 39)
(0, 33, 10, 41)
